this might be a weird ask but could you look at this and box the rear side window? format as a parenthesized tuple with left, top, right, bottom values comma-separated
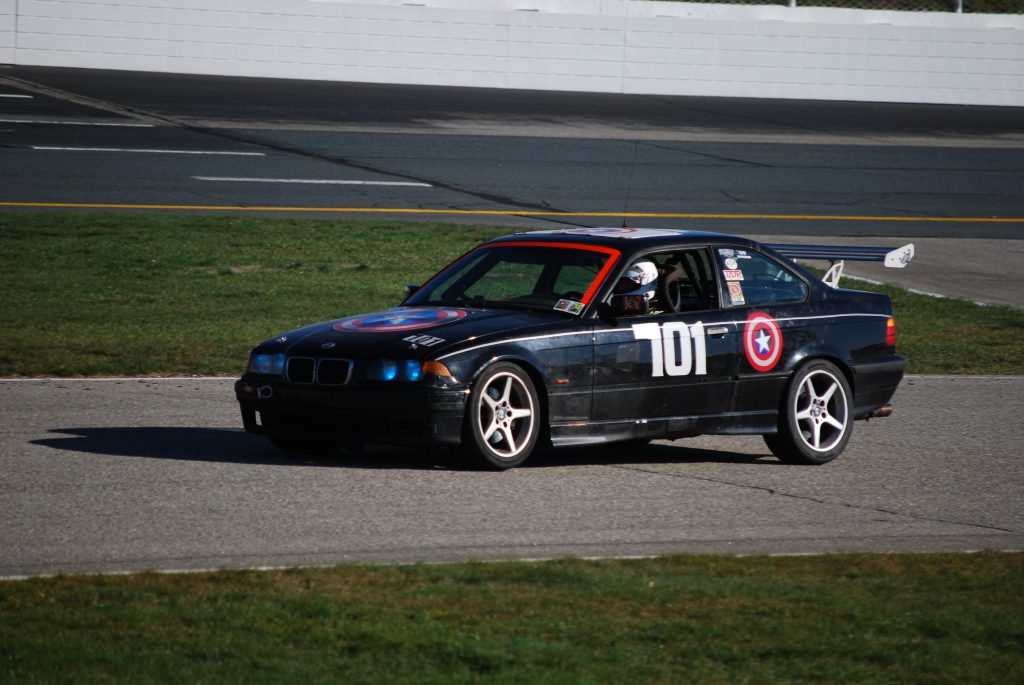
(717, 248, 807, 307)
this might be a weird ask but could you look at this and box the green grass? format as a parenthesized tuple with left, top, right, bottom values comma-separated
(0, 213, 503, 376)
(1, 212, 1021, 376)
(2, 553, 1021, 684)
(836, 278, 1024, 375)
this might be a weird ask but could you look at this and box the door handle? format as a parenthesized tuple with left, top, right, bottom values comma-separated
(706, 326, 729, 337)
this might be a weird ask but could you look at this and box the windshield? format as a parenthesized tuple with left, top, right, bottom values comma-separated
(405, 242, 620, 314)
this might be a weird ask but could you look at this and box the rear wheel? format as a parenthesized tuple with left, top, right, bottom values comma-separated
(764, 360, 852, 465)
(460, 362, 540, 470)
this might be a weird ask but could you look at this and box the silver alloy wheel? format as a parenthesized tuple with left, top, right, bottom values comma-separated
(476, 370, 536, 459)
(792, 368, 849, 452)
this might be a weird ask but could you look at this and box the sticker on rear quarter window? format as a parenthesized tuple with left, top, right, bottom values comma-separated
(554, 299, 585, 315)
(727, 281, 746, 305)
(723, 269, 744, 281)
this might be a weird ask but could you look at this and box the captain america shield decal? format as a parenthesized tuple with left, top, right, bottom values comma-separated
(333, 308, 466, 333)
(744, 311, 782, 372)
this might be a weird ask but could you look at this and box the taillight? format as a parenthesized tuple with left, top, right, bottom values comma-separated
(886, 317, 897, 346)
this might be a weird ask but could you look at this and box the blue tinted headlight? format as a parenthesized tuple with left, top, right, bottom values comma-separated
(367, 359, 399, 382)
(367, 359, 423, 382)
(402, 359, 422, 382)
(250, 352, 285, 376)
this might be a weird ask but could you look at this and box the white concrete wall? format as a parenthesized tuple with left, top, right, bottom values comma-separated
(3, 0, 1023, 106)
(0, 0, 15, 64)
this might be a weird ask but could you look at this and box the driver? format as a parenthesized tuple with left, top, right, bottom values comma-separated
(613, 260, 660, 312)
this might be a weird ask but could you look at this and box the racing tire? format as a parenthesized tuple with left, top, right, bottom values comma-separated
(460, 362, 541, 470)
(269, 435, 339, 456)
(764, 360, 853, 465)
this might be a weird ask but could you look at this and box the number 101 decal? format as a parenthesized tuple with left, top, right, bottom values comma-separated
(632, 322, 707, 377)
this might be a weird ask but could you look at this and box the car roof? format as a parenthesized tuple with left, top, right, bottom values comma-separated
(491, 227, 760, 251)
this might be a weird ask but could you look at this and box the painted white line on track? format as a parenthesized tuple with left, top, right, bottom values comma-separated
(193, 176, 432, 187)
(0, 94, 33, 98)
(2, 118, 153, 127)
(31, 146, 264, 155)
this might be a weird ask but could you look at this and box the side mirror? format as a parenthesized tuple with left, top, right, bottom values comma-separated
(403, 284, 420, 297)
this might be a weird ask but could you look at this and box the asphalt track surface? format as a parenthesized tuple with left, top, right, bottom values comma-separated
(1, 375, 1022, 578)
(2, 66, 1023, 306)
(1, 68, 1023, 575)
(1, 66, 1023, 233)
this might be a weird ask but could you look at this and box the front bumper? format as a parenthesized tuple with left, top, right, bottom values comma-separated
(235, 377, 468, 447)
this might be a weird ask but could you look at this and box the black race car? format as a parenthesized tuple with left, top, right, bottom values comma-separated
(236, 227, 913, 469)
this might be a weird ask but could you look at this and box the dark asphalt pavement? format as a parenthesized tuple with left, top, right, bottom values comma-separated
(2, 65, 1023, 236)
(1, 375, 1021, 577)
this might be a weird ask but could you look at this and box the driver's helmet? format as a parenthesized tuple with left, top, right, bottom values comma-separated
(614, 260, 658, 300)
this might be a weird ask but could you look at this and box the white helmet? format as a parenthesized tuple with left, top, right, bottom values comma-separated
(615, 260, 658, 300)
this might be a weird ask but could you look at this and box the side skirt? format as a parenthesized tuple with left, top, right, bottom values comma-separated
(549, 410, 778, 447)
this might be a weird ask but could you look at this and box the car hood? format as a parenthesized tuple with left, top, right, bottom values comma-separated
(256, 306, 565, 358)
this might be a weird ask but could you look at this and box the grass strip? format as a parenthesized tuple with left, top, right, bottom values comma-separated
(1, 212, 1021, 376)
(0, 213, 502, 376)
(2, 553, 1021, 684)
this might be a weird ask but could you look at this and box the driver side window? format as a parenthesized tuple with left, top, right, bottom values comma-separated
(632, 249, 719, 315)
(658, 249, 718, 313)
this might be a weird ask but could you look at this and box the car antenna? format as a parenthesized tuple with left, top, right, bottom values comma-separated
(621, 142, 639, 228)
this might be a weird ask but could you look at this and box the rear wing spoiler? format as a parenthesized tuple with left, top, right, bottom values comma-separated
(764, 243, 915, 288)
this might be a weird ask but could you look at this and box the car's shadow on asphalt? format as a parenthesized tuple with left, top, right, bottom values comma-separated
(531, 442, 778, 468)
(33, 427, 780, 469)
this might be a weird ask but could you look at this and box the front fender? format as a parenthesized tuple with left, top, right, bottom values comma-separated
(442, 335, 593, 425)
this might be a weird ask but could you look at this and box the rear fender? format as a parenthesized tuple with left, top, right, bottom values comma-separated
(783, 343, 855, 393)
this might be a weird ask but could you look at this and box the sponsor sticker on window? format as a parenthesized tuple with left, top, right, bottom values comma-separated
(554, 299, 585, 315)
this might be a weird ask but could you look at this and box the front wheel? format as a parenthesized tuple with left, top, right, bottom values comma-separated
(460, 362, 541, 470)
(764, 360, 852, 465)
